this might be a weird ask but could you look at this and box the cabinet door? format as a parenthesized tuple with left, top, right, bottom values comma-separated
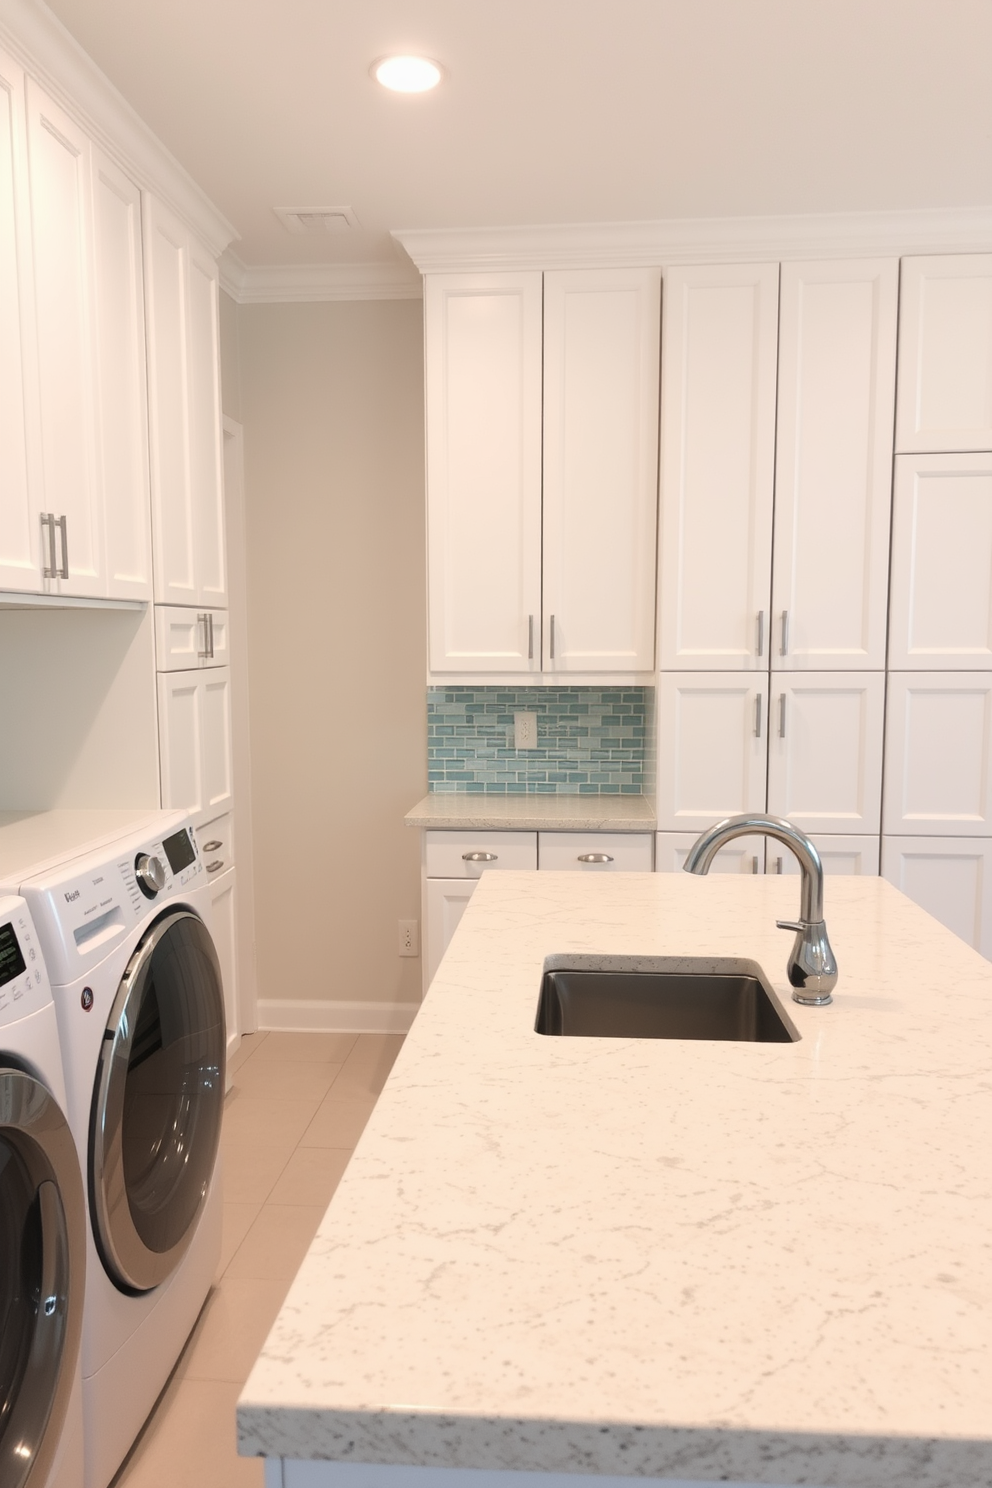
(144, 194, 195, 605)
(768, 834, 880, 877)
(895, 254, 992, 454)
(91, 150, 151, 600)
(207, 863, 239, 1066)
(425, 273, 543, 673)
(200, 667, 233, 819)
(883, 673, 992, 836)
(655, 831, 766, 874)
(888, 453, 992, 669)
(542, 269, 660, 672)
(767, 673, 885, 835)
(772, 259, 898, 670)
(0, 47, 42, 593)
(655, 674, 768, 832)
(25, 82, 102, 597)
(425, 877, 477, 988)
(538, 831, 653, 871)
(188, 236, 226, 607)
(157, 665, 232, 823)
(882, 836, 992, 959)
(657, 263, 778, 671)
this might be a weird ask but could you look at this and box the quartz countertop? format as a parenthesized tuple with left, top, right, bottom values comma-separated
(404, 793, 657, 831)
(238, 872, 992, 1487)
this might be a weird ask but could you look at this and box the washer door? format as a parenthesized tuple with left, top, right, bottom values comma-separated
(0, 1065, 85, 1488)
(90, 909, 225, 1293)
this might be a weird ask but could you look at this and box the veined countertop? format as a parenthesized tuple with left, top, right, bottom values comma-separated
(238, 872, 992, 1487)
(404, 793, 657, 831)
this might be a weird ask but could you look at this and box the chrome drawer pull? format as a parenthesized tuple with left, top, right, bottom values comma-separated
(41, 513, 57, 578)
(57, 515, 69, 578)
(206, 859, 224, 873)
(202, 840, 223, 853)
(756, 609, 765, 657)
(528, 614, 534, 660)
(462, 851, 497, 862)
(780, 610, 790, 656)
(577, 853, 614, 864)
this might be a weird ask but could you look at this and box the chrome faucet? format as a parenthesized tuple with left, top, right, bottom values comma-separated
(683, 814, 838, 1006)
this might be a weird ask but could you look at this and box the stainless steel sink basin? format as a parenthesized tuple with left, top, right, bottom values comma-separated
(535, 957, 798, 1042)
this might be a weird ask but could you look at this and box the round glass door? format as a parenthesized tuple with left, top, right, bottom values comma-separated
(91, 910, 225, 1293)
(0, 1067, 84, 1488)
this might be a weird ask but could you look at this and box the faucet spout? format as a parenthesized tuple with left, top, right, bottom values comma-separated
(683, 814, 838, 1006)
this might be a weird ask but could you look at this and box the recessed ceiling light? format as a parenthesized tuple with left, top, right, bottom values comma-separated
(372, 56, 443, 93)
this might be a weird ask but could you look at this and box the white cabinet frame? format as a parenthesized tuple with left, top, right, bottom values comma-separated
(884, 672, 992, 836)
(895, 254, 992, 454)
(767, 673, 885, 835)
(882, 835, 992, 958)
(655, 831, 766, 874)
(769, 833, 880, 877)
(655, 674, 768, 832)
(157, 666, 233, 827)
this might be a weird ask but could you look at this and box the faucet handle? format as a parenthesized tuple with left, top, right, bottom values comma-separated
(776, 919, 804, 932)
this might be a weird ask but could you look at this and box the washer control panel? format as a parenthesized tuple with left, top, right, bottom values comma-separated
(0, 895, 52, 1027)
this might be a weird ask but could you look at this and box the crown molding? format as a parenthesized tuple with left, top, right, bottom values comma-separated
(393, 207, 992, 273)
(219, 254, 423, 304)
(0, 0, 237, 257)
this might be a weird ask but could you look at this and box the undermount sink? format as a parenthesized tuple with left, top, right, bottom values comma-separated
(535, 957, 799, 1043)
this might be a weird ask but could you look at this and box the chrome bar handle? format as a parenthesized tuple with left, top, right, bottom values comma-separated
(779, 693, 787, 737)
(775, 855, 784, 874)
(549, 614, 556, 660)
(754, 693, 762, 738)
(780, 609, 790, 656)
(57, 515, 68, 578)
(756, 609, 765, 657)
(207, 612, 215, 659)
(751, 855, 759, 874)
(528, 614, 534, 661)
(40, 513, 57, 578)
(462, 851, 497, 862)
(577, 853, 614, 864)
(197, 614, 209, 660)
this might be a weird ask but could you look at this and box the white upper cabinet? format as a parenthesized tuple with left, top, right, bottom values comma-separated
(655, 673, 768, 832)
(884, 672, 992, 836)
(895, 255, 992, 454)
(0, 47, 41, 593)
(881, 836, 992, 958)
(767, 673, 885, 835)
(91, 149, 151, 600)
(771, 258, 898, 670)
(657, 263, 778, 671)
(542, 268, 660, 672)
(144, 193, 226, 608)
(25, 80, 101, 598)
(889, 453, 992, 669)
(426, 272, 543, 673)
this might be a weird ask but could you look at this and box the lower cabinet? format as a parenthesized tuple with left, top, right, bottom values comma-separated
(205, 861, 240, 1077)
(157, 665, 233, 826)
(655, 831, 879, 875)
(768, 834, 880, 876)
(882, 836, 992, 959)
(655, 831, 766, 874)
(424, 878, 477, 989)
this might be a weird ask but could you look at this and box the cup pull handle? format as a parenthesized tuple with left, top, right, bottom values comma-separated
(577, 853, 614, 864)
(462, 852, 498, 862)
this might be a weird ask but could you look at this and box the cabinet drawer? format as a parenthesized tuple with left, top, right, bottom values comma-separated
(539, 832, 653, 871)
(155, 605, 229, 670)
(197, 811, 234, 875)
(425, 830, 537, 878)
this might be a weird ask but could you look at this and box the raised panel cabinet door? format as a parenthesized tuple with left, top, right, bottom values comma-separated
(425, 877, 477, 988)
(206, 863, 239, 1065)
(888, 453, 992, 669)
(767, 673, 885, 835)
(881, 835, 992, 959)
(188, 235, 226, 607)
(0, 47, 43, 593)
(895, 254, 992, 454)
(768, 833, 880, 877)
(426, 273, 543, 673)
(654, 831, 766, 874)
(144, 193, 195, 604)
(542, 268, 660, 672)
(200, 666, 234, 820)
(657, 263, 778, 671)
(772, 259, 898, 670)
(883, 672, 992, 836)
(655, 673, 768, 832)
(91, 149, 151, 600)
(157, 670, 203, 815)
(25, 81, 102, 597)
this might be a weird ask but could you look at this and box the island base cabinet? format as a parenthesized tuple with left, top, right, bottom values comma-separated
(882, 835, 992, 959)
(424, 877, 477, 988)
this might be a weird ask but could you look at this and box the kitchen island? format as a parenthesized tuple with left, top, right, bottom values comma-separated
(238, 871, 992, 1488)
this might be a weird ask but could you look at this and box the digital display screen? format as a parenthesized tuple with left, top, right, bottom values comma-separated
(163, 828, 196, 874)
(0, 922, 26, 988)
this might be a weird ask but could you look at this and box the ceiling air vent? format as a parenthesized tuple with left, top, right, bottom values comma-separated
(274, 207, 360, 235)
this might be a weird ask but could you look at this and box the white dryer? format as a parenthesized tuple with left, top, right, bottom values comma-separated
(1, 813, 225, 1488)
(0, 894, 86, 1488)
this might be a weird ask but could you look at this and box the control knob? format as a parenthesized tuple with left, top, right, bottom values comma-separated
(134, 853, 167, 899)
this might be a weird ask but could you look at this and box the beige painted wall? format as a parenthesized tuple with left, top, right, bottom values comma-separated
(234, 299, 426, 1012)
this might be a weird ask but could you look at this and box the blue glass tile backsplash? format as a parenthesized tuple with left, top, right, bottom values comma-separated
(427, 687, 647, 794)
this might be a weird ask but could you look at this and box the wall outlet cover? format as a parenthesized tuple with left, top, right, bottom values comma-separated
(514, 711, 538, 749)
(398, 920, 420, 957)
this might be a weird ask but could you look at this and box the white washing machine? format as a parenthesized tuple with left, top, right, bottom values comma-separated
(0, 894, 86, 1488)
(1, 813, 225, 1488)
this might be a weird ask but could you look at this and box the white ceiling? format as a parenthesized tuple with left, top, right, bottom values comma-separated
(44, 0, 992, 270)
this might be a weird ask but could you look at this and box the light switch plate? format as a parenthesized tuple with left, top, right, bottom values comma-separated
(514, 712, 538, 749)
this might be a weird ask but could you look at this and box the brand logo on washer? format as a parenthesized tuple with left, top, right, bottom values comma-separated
(81, 987, 94, 1011)
(64, 889, 80, 902)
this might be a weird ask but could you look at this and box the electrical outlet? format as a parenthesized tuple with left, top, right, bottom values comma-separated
(514, 711, 538, 749)
(398, 919, 419, 957)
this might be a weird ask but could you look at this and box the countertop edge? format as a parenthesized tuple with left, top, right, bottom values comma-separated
(403, 794, 658, 831)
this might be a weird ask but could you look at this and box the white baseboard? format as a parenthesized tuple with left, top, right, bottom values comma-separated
(257, 998, 420, 1034)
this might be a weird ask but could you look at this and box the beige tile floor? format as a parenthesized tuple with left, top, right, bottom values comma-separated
(111, 1029, 405, 1488)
